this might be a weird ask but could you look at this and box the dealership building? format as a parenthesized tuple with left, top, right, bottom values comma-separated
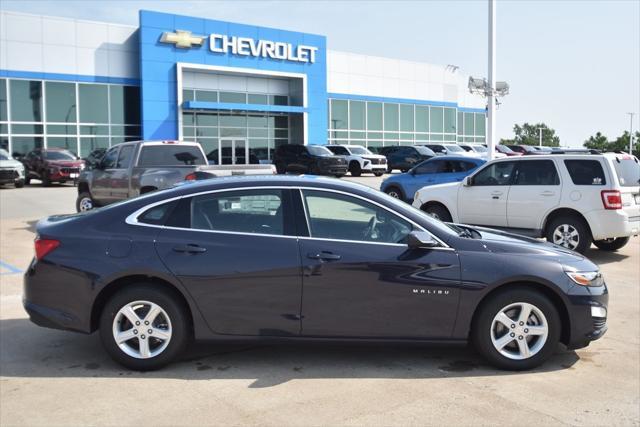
(0, 9, 487, 163)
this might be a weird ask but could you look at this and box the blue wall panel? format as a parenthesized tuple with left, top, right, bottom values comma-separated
(139, 10, 327, 143)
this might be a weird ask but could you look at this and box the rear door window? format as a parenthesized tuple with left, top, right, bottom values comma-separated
(190, 189, 285, 236)
(116, 145, 135, 169)
(611, 157, 640, 187)
(564, 160, 606, 185)
(514, 160, 560, 185)
(137, 145, 206, 166)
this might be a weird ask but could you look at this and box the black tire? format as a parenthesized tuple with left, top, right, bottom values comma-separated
(401, 168, 409, 173)
(374, 171, 384, 177)
(387, 166, 393, 173)
(14, 179, 24, 188)
(99, 284, 191, 371)
(24, 176, 31, 185)
(275, 162, 286, 174)
(422, 203, 452, 222)
(41, 174, 51, 187)
(472, 288, 561, 370)
(593, 237, 630, 251)
(76, 191, 96, 212)
(349, 161, 362, 177)
(384, 186, 405, 201)
(334, 173, 345, 178)
(545, 215, 591, 254)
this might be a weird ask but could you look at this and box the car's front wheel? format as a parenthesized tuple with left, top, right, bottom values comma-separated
(349, 161, 362, 177)
(472, 288, 560, 370)
(384, 186, 404, 200)
(99, 284, 190, 371)
(14, 179, 24, 188)
(593, 236, 630, 251)
(421, 204, 452, 222)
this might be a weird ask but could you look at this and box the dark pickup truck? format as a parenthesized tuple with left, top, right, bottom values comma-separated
(76, 140, 274, 212)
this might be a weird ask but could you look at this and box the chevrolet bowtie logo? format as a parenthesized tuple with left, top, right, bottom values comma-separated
(160, 30, 205, 49)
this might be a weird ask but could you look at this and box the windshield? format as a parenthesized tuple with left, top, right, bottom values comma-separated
(497, 145, 515, 153)
(307, 146, 334, 156)
(348, 146, 371, 155)
(473, 145, 488, 152)
(415, 146, 435, 156)
(44, 150, 76, 161)
(445, 145, 464, 153)
(0, 149, 10, 160)
(612, 156, 640, 187)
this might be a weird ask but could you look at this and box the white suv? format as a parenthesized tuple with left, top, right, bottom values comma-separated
(324, 144, 387, 176)
(412, 153, 640, 253)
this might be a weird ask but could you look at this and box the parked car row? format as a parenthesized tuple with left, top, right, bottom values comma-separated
(405, 152, 639, 254)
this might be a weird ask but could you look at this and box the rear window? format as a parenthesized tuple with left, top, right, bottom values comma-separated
(611, 157, 640, 187)
(137, 145, 206, 166)
(564, 160, 606, 185)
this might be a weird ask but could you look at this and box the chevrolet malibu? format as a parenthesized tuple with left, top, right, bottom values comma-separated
(24, 176, 608, 371)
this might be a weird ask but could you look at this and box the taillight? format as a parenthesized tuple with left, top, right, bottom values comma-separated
(185, 172, 197, 181)
(35, 238, 60, 260)
(601, 190, 622, 210)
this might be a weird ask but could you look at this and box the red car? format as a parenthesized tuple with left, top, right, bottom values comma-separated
(22, 148, 85, 186)
(496, 144, 523, 156)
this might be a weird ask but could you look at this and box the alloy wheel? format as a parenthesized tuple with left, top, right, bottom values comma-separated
(387, 190, 400, 199)
(112, 300, 172, 359)
(552, 224, 580, 250)
(490, 302, 549, 360)
(79, 197, 93, 212)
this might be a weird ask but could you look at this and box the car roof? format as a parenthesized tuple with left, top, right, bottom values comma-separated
(424, 155, 484, 162)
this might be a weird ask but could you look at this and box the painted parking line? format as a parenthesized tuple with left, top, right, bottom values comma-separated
(0, 260, 23, 276)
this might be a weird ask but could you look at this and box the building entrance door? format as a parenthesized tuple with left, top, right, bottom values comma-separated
(219, 139, 248, 165)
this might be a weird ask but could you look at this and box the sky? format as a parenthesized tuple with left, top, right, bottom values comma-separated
(2, 0, 639, 147)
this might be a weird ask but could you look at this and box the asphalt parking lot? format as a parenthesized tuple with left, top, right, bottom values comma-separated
(1, 178, 639, 426)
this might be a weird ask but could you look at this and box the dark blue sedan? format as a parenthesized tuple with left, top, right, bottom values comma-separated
(24, 175, 607, 371)
(380, 156, 485, 202)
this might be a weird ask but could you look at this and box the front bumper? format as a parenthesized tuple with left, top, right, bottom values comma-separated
(0, 169, 23, 183)
(565, 283, 609, 350)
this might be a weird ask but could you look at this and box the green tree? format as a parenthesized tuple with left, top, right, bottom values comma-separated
(583, 131, 640, 157)
(512, 123, 561, 147)
(584, 132, 609, 151)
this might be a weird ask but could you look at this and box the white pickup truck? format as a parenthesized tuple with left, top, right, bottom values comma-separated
(76, 140, 274, 212)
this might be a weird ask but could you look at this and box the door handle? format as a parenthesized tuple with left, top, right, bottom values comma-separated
(491, 190, 503, 199)
(173, 244, 207, 254)
(540, 191, 555, 196)
(307, 252, 342, 261)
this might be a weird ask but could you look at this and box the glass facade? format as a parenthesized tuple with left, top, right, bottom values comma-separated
(0, 78, 141, 157)
(182, 111, 290, 163)
(328, 98, 486, 152)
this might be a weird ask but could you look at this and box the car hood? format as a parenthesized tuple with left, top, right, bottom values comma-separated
(469, 225, 586, 263)
(363, 154, 386, 160)
(0, 159, 23, 169)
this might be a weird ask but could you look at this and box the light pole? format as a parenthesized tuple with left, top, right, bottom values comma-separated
(627, 112, 635, 154)
(487, 0, 496, 160)
(538, 127, 544, 147)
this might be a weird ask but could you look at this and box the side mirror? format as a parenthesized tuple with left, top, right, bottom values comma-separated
(407, 231, 439, 249)
(463, 176, 473, 186)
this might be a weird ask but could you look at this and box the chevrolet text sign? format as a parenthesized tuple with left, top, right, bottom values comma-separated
(210, 34, 318, 63)
(159, 30, 318, 63)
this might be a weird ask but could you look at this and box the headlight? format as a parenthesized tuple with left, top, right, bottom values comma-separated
(566, 271, 604, 287)
(79, 163, 85, 170)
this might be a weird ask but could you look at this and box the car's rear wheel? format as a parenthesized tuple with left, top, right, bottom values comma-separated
(275, 162, 286, 174)
(593, 237, 630, 251)
(472, 288, 560, 370)
(546, 216, 591, 253)
(76, 192, 95, 212)
(384, 186, 404, 200)
(24, 176, 31, 185)
(374, 171, 384, 177)
(99, 284, 190, 371)
(422, 204, 452, 222)
(349, 161, 362, 177)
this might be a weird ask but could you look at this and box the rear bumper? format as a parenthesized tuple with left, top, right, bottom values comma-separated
(23, 259, 93, 334)
(565, 284, 609, 350)
(584, 209, 639, 240)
